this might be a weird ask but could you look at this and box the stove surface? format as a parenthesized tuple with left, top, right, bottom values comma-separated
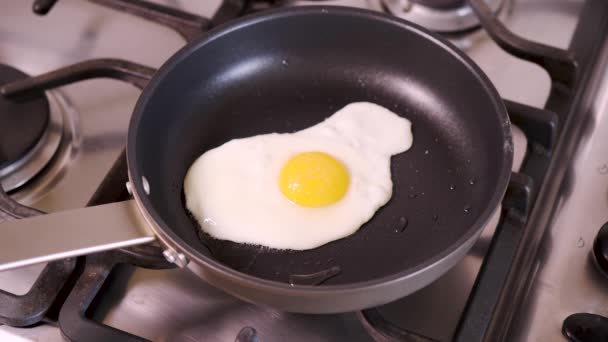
(0, 0, 585, 341)
(509, 30, 608, 342)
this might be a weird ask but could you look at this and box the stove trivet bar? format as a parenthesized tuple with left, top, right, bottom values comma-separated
(32, 0, 580, 90)
(58, 246, 172, 342)
(32, 0, 261, 40)
(33, 0, 210, 40)
(466, 0, 577, 88)
(1, 59, 155, 97)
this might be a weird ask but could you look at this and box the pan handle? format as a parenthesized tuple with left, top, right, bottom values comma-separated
(0, 200, 155, 271)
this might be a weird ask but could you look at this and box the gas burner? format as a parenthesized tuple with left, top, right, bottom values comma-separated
(0, 65, 63, 192)
(368, 0, 505, 33)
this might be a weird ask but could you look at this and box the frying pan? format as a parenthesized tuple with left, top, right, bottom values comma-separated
(0, 6, 513, 313)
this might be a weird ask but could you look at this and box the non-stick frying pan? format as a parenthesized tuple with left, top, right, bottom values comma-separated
(0, 6, 512, 313)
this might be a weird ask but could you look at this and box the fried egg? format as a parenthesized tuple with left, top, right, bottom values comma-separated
(184, 102, 413, 250)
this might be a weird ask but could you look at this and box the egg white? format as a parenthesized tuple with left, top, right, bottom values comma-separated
(184, 102, 413, 250)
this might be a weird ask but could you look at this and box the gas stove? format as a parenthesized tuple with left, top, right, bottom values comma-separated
(0, 0, 606, 341)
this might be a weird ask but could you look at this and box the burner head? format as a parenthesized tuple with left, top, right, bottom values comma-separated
(374, 0, 505, 33)
(0, 64, 59, 192)
(410, 0, 465, 9)
(0, 65, 49, 172)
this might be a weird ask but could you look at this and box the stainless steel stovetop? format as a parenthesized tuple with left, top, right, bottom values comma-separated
(0, 0, 598, 341)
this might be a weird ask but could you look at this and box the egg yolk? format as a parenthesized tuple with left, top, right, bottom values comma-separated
(279, 151, 350, 207)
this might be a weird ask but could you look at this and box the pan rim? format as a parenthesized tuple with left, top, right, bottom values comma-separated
(127, 5, 514, 294)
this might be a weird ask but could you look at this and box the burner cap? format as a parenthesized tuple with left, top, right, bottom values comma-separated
(410, 0, 465, 10)
(0, 65, 50, 172)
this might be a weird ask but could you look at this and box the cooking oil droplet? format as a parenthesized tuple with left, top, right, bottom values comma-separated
(434, 137, 439, 143)
(466, 159, 471, 164)
(577, 237, 585, 248)
(281, 59, 289, 66)
(469, 178, 476, 185)
(395, 217, 408, 232)
(408, 193, 417, 199)
(409, 185, 415, 191)
(415, 169, 420, 174)
(289, 266, 341, 286)
(321, 8, 329, 13)
(424, 149, 429, 155)
(432, 214, 440, 223)
(421, 192, 425, 196)
(449, 184, 456, 191)
(464, 205, 471, 213)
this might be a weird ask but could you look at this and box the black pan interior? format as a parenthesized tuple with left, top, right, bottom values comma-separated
(130, 8, 510, 285)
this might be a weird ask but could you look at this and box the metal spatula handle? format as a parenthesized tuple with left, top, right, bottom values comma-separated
(0, 200, 155, 271)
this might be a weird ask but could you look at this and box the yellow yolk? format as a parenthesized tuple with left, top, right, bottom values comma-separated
(279, 152, 350, 207)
